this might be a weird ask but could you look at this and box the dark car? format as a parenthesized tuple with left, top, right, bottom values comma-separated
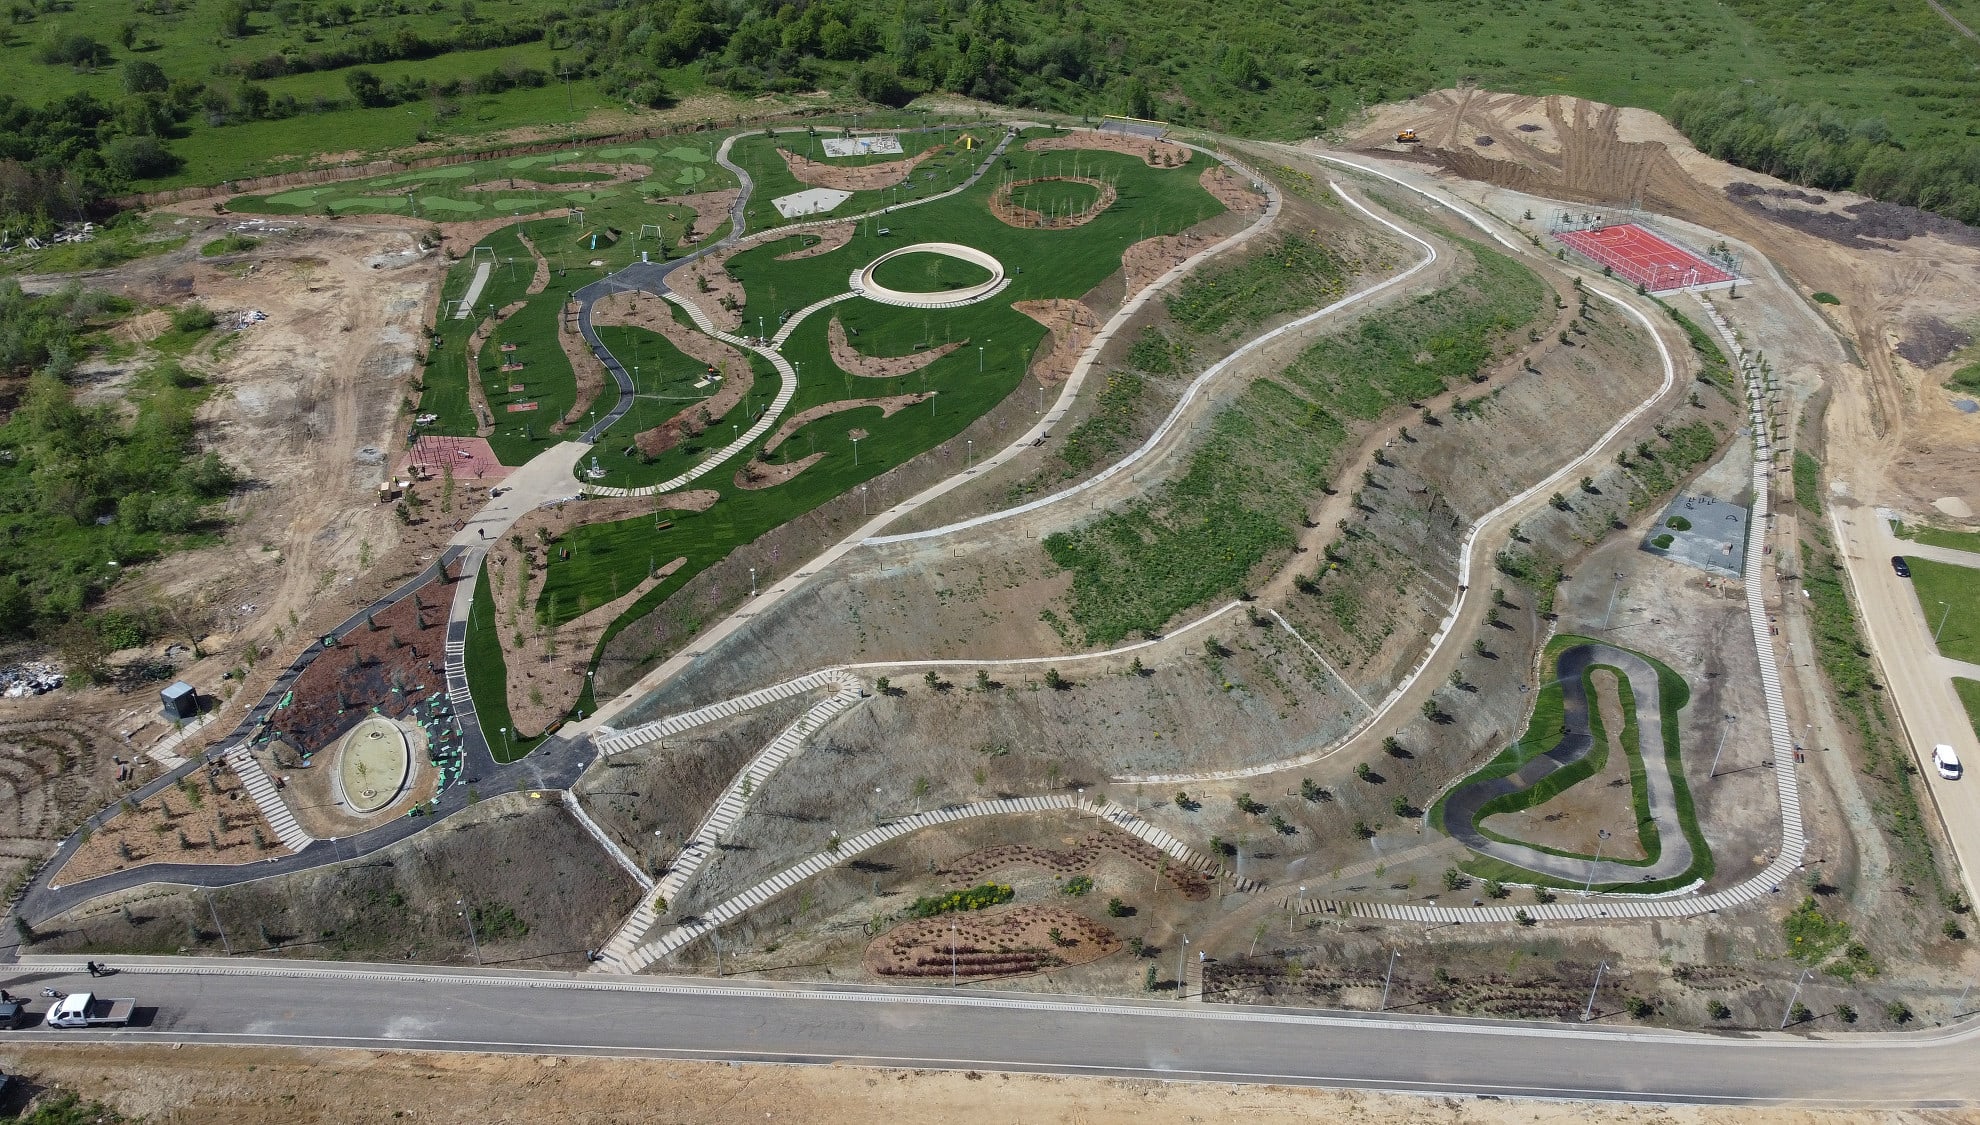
(1892, 556, 1912, 578)
(0, 999, 26, 1029)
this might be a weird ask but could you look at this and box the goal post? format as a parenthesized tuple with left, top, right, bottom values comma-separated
(638, 223, 665, 241)
(469, 245, 495, 264)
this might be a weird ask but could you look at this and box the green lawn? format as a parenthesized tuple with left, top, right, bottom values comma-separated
(869, 251, 994, 292)
(464, 559, 534, 763)
(1894, 521, 1980, 556)
(1906, 557, 1980, 664)
(1957, 679, 1980, 745)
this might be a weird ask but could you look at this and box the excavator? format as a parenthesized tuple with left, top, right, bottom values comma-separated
(1395, 129, 1421, 144)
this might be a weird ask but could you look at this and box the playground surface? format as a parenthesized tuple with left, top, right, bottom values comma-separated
(1555, 223, 1735, 291)
(404, 435, 510, 484)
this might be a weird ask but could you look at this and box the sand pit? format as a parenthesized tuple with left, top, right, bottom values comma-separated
(1012, 299, 1100, 386)
(990, 176, 1118, 229)
(774, 222, 855, 261)
(762, 393, 935, 454)
(334, 714, 412, 815)
(779, 143, 941, 192)
(646, 189, 739, 246)
(828, 316, 964, 378)
(1024, 129, 1192, 167)
(735, 451, 825, 490)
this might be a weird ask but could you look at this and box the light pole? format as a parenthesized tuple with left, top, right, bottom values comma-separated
(204, 889, 231, 956)
(1581, 959, 1608, 1021)
(1936, 600, 1953, 645)
(852, 436, 861, 466)
(1177, 935, 1189, 1000)
(950, 920, 958, 987)
(966, 439, 973, 468)
(457, 898, 482, 966)
(1780, 966, 1814, 1028)
(978, 345, 985, 372)
(749, 566, 757, 598)
(498, 726, 510, 759)
(1708, 714, 1737, 779)
(860, 484, 869, 517)
(1291, 885, 1305, 933)
(1379, 949, 1401, 1011)
(1580, 828, 1611, 897)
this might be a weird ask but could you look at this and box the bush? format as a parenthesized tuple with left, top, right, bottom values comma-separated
(1626, 996, 1654, 1020)
(1836, 1003, 1857, 1023)
(1060, 875, 1093, 897)
(1652, 533, 1675, 549)
(1666, 515, 1692, 531)
(909, 883, 1014, 918)
(170, 302, 219, 333)
(1885, 1000, 1913, 1025)
(1811, 292, 1841, 305)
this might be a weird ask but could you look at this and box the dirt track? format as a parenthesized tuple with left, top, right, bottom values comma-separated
(0, 1044, 1919, 1125)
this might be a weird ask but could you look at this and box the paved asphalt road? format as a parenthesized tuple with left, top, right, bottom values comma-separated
(2, 958, 1975, 1106)
(1831, 504, 1980, 905)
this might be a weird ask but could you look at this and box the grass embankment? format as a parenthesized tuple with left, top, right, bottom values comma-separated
(1893, 521, 1980, 555)
(1794, 451, 1824, 516)
(1045, 240, 1546, 647)
(1801, 522, 1943, 892)
(1901, 557, 1980, 665)
(1957, 680, 1980, 745)
(1433, 635, 1712, 894)
(464, 565, 532, 763)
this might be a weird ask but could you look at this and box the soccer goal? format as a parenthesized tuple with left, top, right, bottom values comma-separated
(638, 223, 665, 242)
(469, 245, 495, 264)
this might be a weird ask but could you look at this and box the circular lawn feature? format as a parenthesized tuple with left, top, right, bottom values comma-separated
(335, 714, 412, 815)
(851, 242, 1008, 309)
(990, 175, 1119, 230)
(869, 251, 994, 294)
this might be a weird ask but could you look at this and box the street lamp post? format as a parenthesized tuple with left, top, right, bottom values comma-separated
(860, 484, 869, 517)
(1580, 828, 1611, 897)
(1177, 936, 1189, 1000)
(749, 567, 757, 598)
(457, 898, 482, 965)
(1936, 600, 1953, 644)
(1379, 949, 1401, 1011)
(498, 726, 510, 759)
(1291, 885, 1305, 933)
(1581, 959, 1608, 1021)
(1781, 966, 1814, 1028)
(1708, 714, 1737, 779)
(950, 920, 958, 988)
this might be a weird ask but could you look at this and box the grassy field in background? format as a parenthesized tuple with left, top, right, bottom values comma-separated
(1957, 679, 1980, 745)
(1894, 521, 1980, 556)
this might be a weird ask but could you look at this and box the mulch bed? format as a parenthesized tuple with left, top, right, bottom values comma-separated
(865, 904, 1118, 979)
(938, 831, 1212, 900)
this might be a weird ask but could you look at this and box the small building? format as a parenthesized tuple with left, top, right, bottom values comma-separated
(160, 681, 199, 721)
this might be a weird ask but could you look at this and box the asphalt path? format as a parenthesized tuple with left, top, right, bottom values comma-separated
(2, 959, 1974, 1106)
(1439, 644, 1695, 886)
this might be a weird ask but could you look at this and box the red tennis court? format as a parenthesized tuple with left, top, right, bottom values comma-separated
(1555, 224, 1734, 292)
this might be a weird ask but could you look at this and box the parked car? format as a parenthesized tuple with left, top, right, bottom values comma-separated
(1892, 556, 1912, 578)
(1934, 744, 1963, 780)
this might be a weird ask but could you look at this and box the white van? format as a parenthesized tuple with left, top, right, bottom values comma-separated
(1934, 744, 1962, 780)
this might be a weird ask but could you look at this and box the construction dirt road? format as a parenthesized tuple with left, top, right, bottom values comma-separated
(0, 1043, 1946, 1125)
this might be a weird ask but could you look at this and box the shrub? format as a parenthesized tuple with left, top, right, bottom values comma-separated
(1060, 875, 1093, 897)
(1107, 897, 1129, 917)
(1836, 1003, 1857, 1024)
(170, 302, 219, 333)
(1626, 996, 1654, 1020)
(1811, 292, 1840, 305)
(1885, 1000, 1913, 1025)
(910, 883, 1014, 918)
(1652, 533, 1675, 549)
(1709, 1000, 1732, 1020)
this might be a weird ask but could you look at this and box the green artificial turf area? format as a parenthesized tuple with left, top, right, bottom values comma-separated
(1904, 557, 1980, 665)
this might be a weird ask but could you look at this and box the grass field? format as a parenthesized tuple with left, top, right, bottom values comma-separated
(1904, 557, 1980, 665)
(869, 251, 994, 292)
(464, 565, 534, 764)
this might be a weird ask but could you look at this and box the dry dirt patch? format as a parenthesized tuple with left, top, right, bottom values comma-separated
(667, 244, 747, 331)
(775, 221, 855, 260)
(761, 393, 934, 454)
(0, 1043, 1896, 1125)
(52, 761, 287, 886)
(990, 176, 1118, 229)
(1011, 298, 1098, 386)
(865, 904, 1119, 979)
(553, 299, 606, 431)
(735, 450, 826, 490)
(779, 143, 941, 192)
(1024, 129, 1193, 167)
(940, 832, 1212, 899)
(1199, 163, 1267, 214)
(646, 188, 739, 246)
(828, 316, 963, 378)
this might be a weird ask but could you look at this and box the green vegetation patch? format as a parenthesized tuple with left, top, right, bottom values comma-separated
(1956, 679, 1980, 745)
(1811, 292, 1842, 305)
(1794, 451, 1824, 516)
(200, 233, 262, 257)
(868, 251, 995, 293)
(1165, 233, 1352, 336)
(910, 882, 1015, 917)
(0, 284, 237, 642)
(464, 569, 534, 763)
(1049, 242, 1546, 645)
(1903, 557, 1980, 664)
(1892, 520, 1980, 555)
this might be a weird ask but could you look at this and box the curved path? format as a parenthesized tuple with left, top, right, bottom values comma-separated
(1437, 643, 1697, 886)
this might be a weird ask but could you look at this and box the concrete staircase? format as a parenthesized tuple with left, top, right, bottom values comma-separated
(223, 746, 312, 851)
